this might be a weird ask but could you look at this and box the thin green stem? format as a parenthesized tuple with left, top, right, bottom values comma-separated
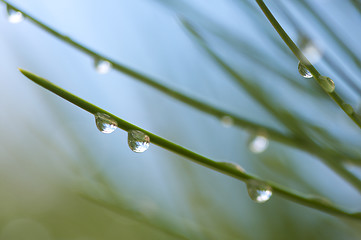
(19, 68, 361, 221)
(182, 18, 361, 163)
(275, 0, 361, 97)
(0, 0, 299, 148)
(181, 18, 361, 193)
(255, 0, 361, 130)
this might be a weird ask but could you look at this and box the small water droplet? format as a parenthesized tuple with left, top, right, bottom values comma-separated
(94, 59, 112, 74)
(247, 179, 272, 203)
(318, 76, 335, 93)
(341, 103, 354, 115)
(7, 5, 24, 24)
(248, 133, 269, 154)
(94, 113, 117, 133)
(220, 116, 234, 128)
(297, 61, 312, 78)
(299, 36, 323, 63)
(220, 162, 245, 173)
(128, 130, 150, 153)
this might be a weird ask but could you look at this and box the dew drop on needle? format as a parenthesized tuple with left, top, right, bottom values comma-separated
(297, 61, 312, 79)
(94, 59, 112, 74)
(248, 134, 269, 154)
(7, 5, 24, 24)
(94, 113, 117, 134)
(128, 130, 150, 153)
(247, 179, 272, 203)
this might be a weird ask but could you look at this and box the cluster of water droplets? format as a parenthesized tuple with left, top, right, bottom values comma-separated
(246, 179, 272, 203)
(296, 37, 337, 93)
(6, 5, 24, 24)
(94, 59, 112, 74)
(248, 133, 269, 154)
(94, 113, 150, 153)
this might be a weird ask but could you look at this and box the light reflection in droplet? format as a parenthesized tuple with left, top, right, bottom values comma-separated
(7, 5, 24, 24)
(299, 36, 323, 64)
(297, 61, 312, 79)
(247, 179, 272, 203)
(94, 59, 112, 74)
(128, 130, 150, 153)
(94, 112, 117, 133)
(248, 134, 269, 154)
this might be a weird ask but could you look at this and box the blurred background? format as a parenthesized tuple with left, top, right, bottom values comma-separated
(0, 0, 361, 239)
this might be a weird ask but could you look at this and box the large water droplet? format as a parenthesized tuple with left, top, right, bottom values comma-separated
(318, 76, 335, 93)
(7, 5, 24, 24)
(297, 61, 312, 78)
(220, 116, 234, 128)
(247, 179, 272, 203)
(220, 162, 245, 173)
(248, 134, 269, 154)
(128, 130, 150, 153)
(94, 59, 112, 74)
(94, 113, 117, 133)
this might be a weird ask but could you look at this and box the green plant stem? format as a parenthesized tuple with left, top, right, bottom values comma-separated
(254, 0, 361, 130)
(0, 0, 301, 149)
(19, 68, 361, 221)
(181, 18, 361, 193)
(6, 0, 359, 168)
(275, 0, 361, 97)
(208, 48, 361, 193)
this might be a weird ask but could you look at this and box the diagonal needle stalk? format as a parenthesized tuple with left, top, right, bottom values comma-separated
(254, 0, 361, 130)
(0, 0, 299, 148)
(19, 68, 361, 221)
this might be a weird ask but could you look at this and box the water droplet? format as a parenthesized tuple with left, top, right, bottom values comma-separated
(7, 5, 24, 24)
(297, 61, 312, 78)
(220, 116, 234, 128)
(299, 36, 323, 63)
(247, 179, 272, 203)
(318, 76, 335, 93)
(248, 134, 269, 154)
(128, 130, 150, 153)
(94, 59, 112, 74)
(341, 103, 354, 115)
(220, 162, 245, 173)
(94, 113, 117, 133)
